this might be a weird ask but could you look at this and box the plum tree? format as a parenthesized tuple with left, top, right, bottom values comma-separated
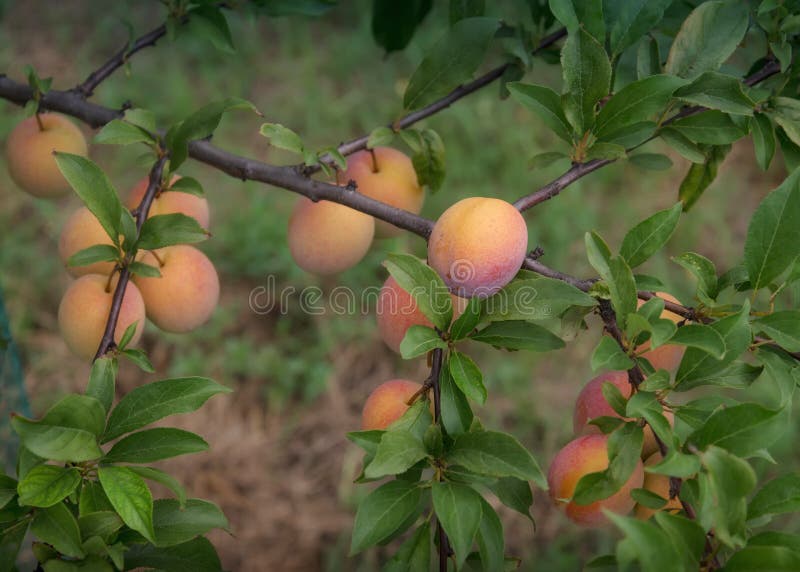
(58, 273, 145, 360)
(127, 174, 210, 228)
(58, 206, 117, 277)
(287, 197, 375, 275)
(636, 292, 685, 371)
(361, 379, 423, 430)
(573, 370, 673, 458)
(428, 197, 528, 298)
(634, 453, 683, 521)
(134, 245, 220, 333)
(6, 113, 88, 198)
(376, 275, 466, 353)
(548, 434, 644, 527)
(343, 147, 423, 237)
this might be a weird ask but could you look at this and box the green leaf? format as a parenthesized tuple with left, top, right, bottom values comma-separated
(620, 203, 682, 268)
(629, 153, 673, 170)
(471, 320, 564, 351)
(53, 154, 122, 245)
(259, 123, 304, 154)
(507, 82, 573, 142)
(431, 481, 482, 570)
(383, 521, 430, 572)
(78, 480, 113, 516)
(11, 403, 104, 463)
(98, 466, 155, 543)
(752, 113, 776, 171)
(350, 480, 422, 554)
(754, 311, 800, 352)
(439, 367, 473, 436)
(528, 150, 569, 169)
(561, 27, 612, 134)
(748, 473, 800, 521)
(573, 422, 643, 504)
(448, 351, 486, 404)
(120, 348, 155, 373)
(664, 0, 749, 79)
(123, 108, 156, 133)
(744, 169, 800, 291)
(450, 297, 482, 340)
(447, 430, 546, 487)
(771, 97, 800, 148)
(606, 513, 682, 572)
(31, 502, 84, 558)
(605, 0, 673, 57)
(0, 476, 16, 509)
(660, 128, 706, 163)
(637, 36, 661, 79)
(94, 120, 156, 146)
(104, 428, 208, 464)
(17, 465, 80, 508)
(188, 5, 235, 53)
(678, 144, 731, 211)
(78, 511, 123, 542)
(549, 0, 604, 41)
(591, 336, 634, 371)
(654, 512, 706, 569)
(86, 358, 116, 416)
(168, 98, 260, 168)
(671, 111, 746, 145)
(483, 275, 596, 322)
(127, 466, 187, 508)
(673, 72, 755, 115)
(137, 213, 208, 250)
(124, 536, 222, 572)
(152, 498, 228, 547)
(103, 377, 230, 442)
(689, 403, 789, 458)
(724, 546, 800, 571)
(671, 252, 718, 300)
(372, 0, 432, 53)
(399, 325, 447, 359)
(169, 176, 204, 197)
(0, 519, 27, 570)
(364, 431, 428, 479)
(365, 127, 394, 150)
(66, 244, 120, 270)
(668, 324, 726, 359)
(476, 497, 504, 572)
(129, 261, 161, 278)
(384, 253, 453, 331)
(675, 303, 751, 389)
(699, 445, 756, 548)
(409, 128, 446, 192)
(488, 477, 533, 520)
(403, 17, 499, 110)
(594, 75, 685, 140)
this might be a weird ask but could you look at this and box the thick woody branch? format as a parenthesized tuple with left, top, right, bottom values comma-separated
(93, 155, 168, 361)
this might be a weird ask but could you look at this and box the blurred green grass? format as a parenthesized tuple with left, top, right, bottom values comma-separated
(0, 1, 797, 569)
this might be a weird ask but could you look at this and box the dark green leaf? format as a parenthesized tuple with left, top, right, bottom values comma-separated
(103, 377, 230, 442)
(383, 521, 430, 572)
(606, 513, 682, 572)
(671, 111, 746, 145)
(98, 466, 155, 543)
(561, 27, 612, 134)
(752, 113, 776, 171)
(488, 477, 533, 520)
(431, 481, 482, 570)
(660, 128, 706, 163)
(78, 511, 123, 542)
(605, 0, 672, 57)
(53, 154, 122, 245)
(31, 502, 84, 559)
(17, 465, 80, 508)
(690, 403, 789, 457)
(637, 36, 661, 79)
(447, 430, 546, 487)
(127, 466, 187, 508)
(573, 422, 643, 504)
(366, 126, 394, 149)
(404, 17, 499, 110)
(471, 320, 564, 351)
(507, 82, 573, 142)
(137, 213, 208, 250)
(483, 274, 596, 322)
(620, 203, 682, 267)
(372, 0, 431, 52)
(129, 261, 161, 278)
(678, 144, 731, 211)
(124, 536, 222, 572)
(671, 252, 718, 300)
(748, 473, 800, 521)
(724, 546, 800, 571)
(399, 325, 447, 359)
(448, 351, 486, 404)
(476, 497, 504, 572)
(350, 480, 422, 554)
(549, 0, 605, 41)
(771, 97, 800, 148)
(669, 324, 726, 359)
(439, 367, 473, 436)
(66, 244, 120, 270)
(664, 0, 749, 79)
(104, 428, 208, 464)
(591, 336, 633, 371)
(409, 128, 446, 192)
(674, 72, 755, 115)
(384, 253, 453, 331)
(364, 431, 427, 479)
(629, 153, 673, 170)
(744, 169, 800, 291)
(94, 120, 156, 146)
(188, 6, 235, 53)
(450, 297, 482, 341)
(120, 348, 155, 373)
(0, 476, 16, 510)
(152, 498, 228, 547)
(699, 445, 755, 547)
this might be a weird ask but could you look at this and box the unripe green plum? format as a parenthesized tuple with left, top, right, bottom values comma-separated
(288, 197, 374, 275)
(6, 113, 88, 198)
(361, 379, 423, 430)
(58, 274, 145, 360)
(548, 434, 644, 527)
(428, 197, 528, 298)
(344, 147, 424, 237)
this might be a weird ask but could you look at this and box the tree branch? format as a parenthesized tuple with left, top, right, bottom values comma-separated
(93, 154, 169, 361)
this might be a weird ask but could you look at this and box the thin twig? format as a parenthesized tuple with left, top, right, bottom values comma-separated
(92, 155, 168, 361)
(427, 348, 450, 572)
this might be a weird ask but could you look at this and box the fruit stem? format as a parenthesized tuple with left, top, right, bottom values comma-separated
(368, 148, 379, 173)
(149, 249, 166, 267)
(104, 267, 119, 293)
(34, 112, 45, 132)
